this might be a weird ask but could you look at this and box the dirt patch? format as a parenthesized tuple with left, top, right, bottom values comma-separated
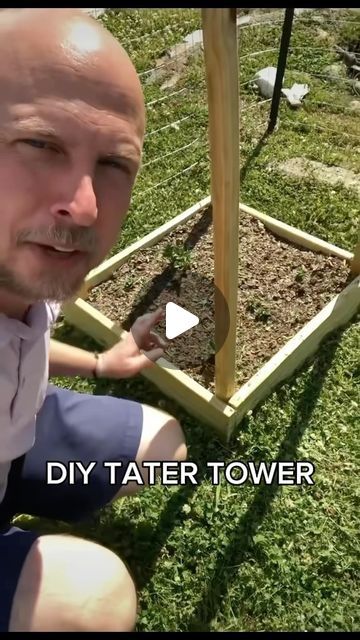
(87, 206, 352, 392)
(273, 158, 360, 196)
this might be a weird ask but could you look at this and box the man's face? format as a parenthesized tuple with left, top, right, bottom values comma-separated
(0, 45, 143, 303)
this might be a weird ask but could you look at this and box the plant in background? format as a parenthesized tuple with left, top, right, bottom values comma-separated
(247, 297, 272, 322)
(163, 241, 193, 272)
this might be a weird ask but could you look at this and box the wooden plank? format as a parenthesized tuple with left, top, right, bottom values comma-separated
(202, 9, 240, 402)
(62, 297, 127, 348)
(65, 191, 358, 440)
(350, 238, 360, 276)
(240, 203, 354, 262)
(83, 196, 211, 291)
(62, 297, 235, 437)
(228, 275, 360, 425)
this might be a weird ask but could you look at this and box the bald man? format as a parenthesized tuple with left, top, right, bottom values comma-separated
(0, 8, 187, 632)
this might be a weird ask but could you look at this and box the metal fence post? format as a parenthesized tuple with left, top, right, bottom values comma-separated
(267, 7, 295, 134)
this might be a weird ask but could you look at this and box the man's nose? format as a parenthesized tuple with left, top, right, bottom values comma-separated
(50, 175, 98, 227)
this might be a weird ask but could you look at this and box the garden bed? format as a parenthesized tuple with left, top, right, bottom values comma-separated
(87, 205, 352, 393)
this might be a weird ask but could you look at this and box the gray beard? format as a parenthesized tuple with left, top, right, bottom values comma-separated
(1, 223, 98, 302)
(0, 262, 85, 303)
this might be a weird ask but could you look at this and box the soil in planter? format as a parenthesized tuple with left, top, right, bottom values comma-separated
(87, 205, 352, 393)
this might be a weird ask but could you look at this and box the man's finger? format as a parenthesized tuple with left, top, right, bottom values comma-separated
(141, 331, 166, 351)
(143, 346, 164, 363)
(149, 330, 168, 349)
(133, 347, 164, 372)
(131, 308, 165, 344)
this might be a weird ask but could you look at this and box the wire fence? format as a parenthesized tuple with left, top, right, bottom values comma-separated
(99, 8, 360, 251)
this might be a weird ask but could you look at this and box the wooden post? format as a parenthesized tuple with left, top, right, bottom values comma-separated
(350, 236, 360, 276)
(202, 8, 240, 401)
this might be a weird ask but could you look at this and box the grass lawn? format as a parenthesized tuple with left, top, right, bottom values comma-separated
(15, 9, 359, 631)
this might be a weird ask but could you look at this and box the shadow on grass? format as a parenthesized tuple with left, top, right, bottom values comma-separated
(184, 325, 346, 632)
(240, 130, 269, 183)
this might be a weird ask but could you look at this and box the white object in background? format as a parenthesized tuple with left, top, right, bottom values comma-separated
(281, 83, 310, 107)
(253, 66, 279, 98)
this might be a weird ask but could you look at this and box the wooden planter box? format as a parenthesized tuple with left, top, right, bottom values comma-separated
(62, 196, 360, 441)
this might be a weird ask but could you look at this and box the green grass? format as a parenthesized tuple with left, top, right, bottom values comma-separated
(16, 8, 360, 632)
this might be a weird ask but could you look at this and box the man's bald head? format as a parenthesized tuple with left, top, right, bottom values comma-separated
(0, 8, 147, 308)
(0, 8, 145, 138)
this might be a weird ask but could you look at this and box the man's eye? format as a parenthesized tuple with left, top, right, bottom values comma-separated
(100, 158, 131, 173)
(21, 139, 49, 149)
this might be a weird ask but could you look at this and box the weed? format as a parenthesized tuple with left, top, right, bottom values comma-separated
(163, 242, 193, 272)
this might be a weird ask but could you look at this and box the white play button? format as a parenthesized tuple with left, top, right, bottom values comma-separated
(165, 302, 199, 340)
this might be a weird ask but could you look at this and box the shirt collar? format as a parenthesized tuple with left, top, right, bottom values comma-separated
(0, 301, 55, 346)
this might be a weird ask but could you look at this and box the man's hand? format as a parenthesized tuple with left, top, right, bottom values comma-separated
(96, 307, 168, 379)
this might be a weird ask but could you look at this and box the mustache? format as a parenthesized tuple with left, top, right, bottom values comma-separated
(16, 224, 98, 252)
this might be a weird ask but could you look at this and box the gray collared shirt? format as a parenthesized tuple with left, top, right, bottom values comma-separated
(0, 301, 60, 503)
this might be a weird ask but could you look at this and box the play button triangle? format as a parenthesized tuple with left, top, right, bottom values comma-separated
(165, 302, 199, 340)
